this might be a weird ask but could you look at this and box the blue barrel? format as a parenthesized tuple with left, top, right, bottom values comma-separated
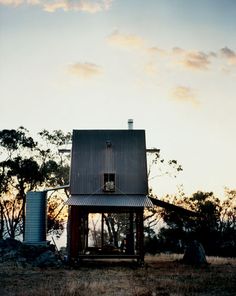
(24, 191, 47, 245)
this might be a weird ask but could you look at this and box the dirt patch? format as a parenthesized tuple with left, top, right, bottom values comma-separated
(0, 254, 236, 295)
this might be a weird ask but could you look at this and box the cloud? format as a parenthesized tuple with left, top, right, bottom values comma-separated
(171, 86, 200, 106)
(43, 0, 113, 13)
(0, 0, 23, 5)
(42, 1, 68, 12)
(179, 51, 212, 70)
(171, 47, 236, 74)
(209, 51, 217, 58)
(107, 30, 145, 50)
(147, 47, 167, 56)
(220, 47, 236, 65)
(172, 47, 185, 55)
(171, 48, 218, 71)
(106, 31, 233, 75)
(68, 62, 102, 79)
(0, 0, 113, 13)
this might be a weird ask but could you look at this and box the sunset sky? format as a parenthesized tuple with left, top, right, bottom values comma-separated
(1, 0, 236, 198)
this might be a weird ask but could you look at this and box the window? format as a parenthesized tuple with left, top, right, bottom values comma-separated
(103, 173, 115, 192)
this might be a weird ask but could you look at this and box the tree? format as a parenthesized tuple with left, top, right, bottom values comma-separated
(38, 129, 71, 187)
(0, 164, 8, 239)
(157, 190, 236, 256)
(0, 127, 71, 239)
(37, 129, 71, 237)
(0, 127, 39, 238)
(218, 188, 236, 256)
(47, 194, 68, 238)
(147, 149, 183, 181)
(103, 213, 130, 248)
(144, 149, 183, 239)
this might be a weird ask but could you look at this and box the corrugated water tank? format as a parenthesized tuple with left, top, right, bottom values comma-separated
(24, 191, 47, 245)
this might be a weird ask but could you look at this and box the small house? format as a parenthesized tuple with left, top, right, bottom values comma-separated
(24, 124, 195, 264)
(66, 128, 153, 263)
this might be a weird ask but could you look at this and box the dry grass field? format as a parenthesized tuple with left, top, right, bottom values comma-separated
(0, 254, 236, 296)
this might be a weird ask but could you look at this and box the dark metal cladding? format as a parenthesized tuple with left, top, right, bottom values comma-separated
(70, 130, 148, 195)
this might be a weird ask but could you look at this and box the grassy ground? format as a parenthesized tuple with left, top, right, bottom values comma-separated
(0, 254, 236, 296)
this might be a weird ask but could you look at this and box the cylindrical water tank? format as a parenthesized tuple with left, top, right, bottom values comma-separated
(24, 191, 47, 245)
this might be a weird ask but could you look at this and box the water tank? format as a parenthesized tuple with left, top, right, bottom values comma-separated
(24, 191, 47, 245)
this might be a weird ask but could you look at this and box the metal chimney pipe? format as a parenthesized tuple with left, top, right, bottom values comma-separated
(128, 119, 133, 130)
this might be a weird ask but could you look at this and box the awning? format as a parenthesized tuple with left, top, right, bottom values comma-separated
(66, 195, 153, 208)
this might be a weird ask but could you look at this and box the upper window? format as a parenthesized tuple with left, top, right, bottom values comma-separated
(103, 173, 115, 192)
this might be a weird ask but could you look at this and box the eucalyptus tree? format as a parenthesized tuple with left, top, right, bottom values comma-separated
(0, 127, 71, 239)
(157, 190, 236, 256)
(144, 149, 183, 235)
(0, 127, 39, 238)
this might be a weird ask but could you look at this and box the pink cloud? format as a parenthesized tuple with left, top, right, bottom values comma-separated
(68, 62, 102, 79)
(171, 86, 200, 106)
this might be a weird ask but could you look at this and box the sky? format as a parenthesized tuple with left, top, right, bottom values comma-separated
(0, 0, 236, 198)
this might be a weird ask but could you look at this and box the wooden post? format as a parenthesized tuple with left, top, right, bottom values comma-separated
(126, 212, 134, 254)
(136, 209, 144, 264)
(68, 206, 80, 262)
(101, 213, 104, 249)
(83, 212, 88, 252)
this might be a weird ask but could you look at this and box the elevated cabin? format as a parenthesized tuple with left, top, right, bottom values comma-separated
(67, 129, 152, 263)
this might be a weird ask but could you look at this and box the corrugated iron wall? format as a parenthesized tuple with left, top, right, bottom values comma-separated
(70, 130, 148, 195)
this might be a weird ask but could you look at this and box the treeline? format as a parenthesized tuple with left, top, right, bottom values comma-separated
(0, 127, 71, 239)
(145, 190, 236, 257)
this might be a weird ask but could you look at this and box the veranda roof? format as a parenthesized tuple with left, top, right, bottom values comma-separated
(66, 195, 153, 208)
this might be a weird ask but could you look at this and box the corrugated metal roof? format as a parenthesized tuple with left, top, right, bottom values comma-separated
(66, 195, 153, 208)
